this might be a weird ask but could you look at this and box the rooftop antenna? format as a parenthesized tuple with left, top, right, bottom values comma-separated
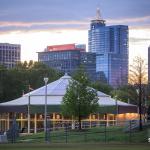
(96, 8, 101, 20)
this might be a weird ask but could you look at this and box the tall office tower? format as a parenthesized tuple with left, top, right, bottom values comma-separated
(38, 44, 96, 80)
(0, 43, 21, 68)
(88, 9, 128, 87)
(148, 46, 150, 84)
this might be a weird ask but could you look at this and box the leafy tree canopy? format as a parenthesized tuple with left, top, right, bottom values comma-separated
(111, 85, 138, 104)
(90, 81, 113, 95)
(0, 61, 62, 102)
(62, 66, 99, 129)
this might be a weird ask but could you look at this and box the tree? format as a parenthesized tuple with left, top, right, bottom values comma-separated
(62, 66, 99, 130)
(129, 56, 147, 85)
(111, 85, 138, 104)
(129, 56, 147, 131)
(0, 61, 62, 102)
(90, 81, 113, 95)
(27, 61, 62, 89)
(0, 65, 7, 102)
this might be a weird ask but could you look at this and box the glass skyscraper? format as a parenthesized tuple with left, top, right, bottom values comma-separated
(38, 44, 96, 80)
(88, 9, 128, 87)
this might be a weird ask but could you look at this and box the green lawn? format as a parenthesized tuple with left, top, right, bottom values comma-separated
(0, 143, 150, 150)
(17, 126, 148, 143)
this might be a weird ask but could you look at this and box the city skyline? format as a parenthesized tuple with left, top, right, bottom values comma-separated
(0, 0, 150, 63)
(88, 10, 128, 87)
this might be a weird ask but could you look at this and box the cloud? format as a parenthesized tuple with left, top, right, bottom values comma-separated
(0, 0, 149, 34)
(107, 16, 150, 25)
(129, 25, 150, 30)
(1, 15, 150, 34)
(0, 0, 150, 23)
(129, 37, 150, 43)
(0, 20, 89, 27)
(0, 20, 89, 33)
(129, 26, 150, 45)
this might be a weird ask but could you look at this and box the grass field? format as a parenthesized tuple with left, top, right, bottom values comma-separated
(0, 143, 150, 150)
(17, 126, 149, 143)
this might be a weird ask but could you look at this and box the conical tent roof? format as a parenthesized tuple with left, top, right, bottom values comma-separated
(25, 74, 72, 96)
(0, 74, 136, 108)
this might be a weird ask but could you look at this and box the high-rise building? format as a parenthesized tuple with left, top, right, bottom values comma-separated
(88, 9, 128, 87)
(0, 43, 21, 68)
(38, 44, 96, 80)
(148, 46, 150, 84)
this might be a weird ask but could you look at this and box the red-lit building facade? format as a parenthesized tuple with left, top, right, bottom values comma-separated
(47, 44, 85, 52)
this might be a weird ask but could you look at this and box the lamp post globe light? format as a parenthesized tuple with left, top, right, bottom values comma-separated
(44, 77, 49, 142)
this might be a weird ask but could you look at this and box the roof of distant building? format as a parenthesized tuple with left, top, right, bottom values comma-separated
(46, 44, 85, 52)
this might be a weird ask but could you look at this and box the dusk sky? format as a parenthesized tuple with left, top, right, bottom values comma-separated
(0, 0, 150, 63)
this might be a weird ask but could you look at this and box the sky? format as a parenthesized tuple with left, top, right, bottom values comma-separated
(0, 0, 150, 64)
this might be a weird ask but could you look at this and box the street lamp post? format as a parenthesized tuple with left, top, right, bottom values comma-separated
(44, 77, 49, 142)
(27, 84, 33, 134)
(27, 88, 30, 134)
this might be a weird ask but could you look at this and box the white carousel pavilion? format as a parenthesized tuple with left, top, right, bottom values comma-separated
(0, 74, 138, 133)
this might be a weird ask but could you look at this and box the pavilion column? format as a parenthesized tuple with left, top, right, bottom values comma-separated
(89, 114, 92, 128)
(114, 114, 116, 126)
(27, 114, 30, 134)
(20, 113, 23, 130)
(0, 114, 3, 131)
(62, 115, 64, 128)
(115, 114, 118, 126)
(116, 101, 118, 126)
(0, 114, 1, 131)
(7, 113, 10, 130)
(105, 114, 108, 127)
(53, 113, 55, 130)
(3, 113, 7, 131)
(97, 113, 100, 127)
(34, 113, 37, 134)
(106, 114, 109, 127)
(71, 116, 75, 129)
